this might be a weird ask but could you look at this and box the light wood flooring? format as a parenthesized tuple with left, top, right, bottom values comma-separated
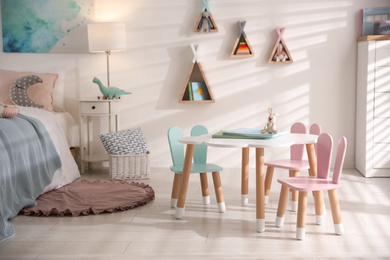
(1, 167, 390, 259)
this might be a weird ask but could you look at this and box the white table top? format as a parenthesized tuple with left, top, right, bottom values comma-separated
(179, 133, 318, 148)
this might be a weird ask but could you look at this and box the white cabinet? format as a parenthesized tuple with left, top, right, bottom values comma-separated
(356, 38, 390, 177)
(79, 99, 120, 174)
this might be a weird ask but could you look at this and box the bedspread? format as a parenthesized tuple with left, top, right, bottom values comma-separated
(0, 114, 61, 242)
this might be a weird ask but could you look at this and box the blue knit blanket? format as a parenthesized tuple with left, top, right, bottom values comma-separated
(0, 114, 61, 242)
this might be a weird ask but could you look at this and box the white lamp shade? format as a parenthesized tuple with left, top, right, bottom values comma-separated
(87, 23, 126, 52)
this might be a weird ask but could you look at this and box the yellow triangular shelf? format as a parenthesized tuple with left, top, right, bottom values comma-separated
(231, 21, 254, 58)
(268, 28, 293, 64)
(180, 61, 215, 103)
(194, 12, 218, 33)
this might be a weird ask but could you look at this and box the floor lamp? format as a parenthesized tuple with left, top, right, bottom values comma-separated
(87, 23, 126, 86)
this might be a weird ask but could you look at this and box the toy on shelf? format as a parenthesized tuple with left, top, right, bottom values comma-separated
(231, 21, 254, 58)
(274, 43, 288, 62)
(180, 44, 215, 103)
(268, 28, 293, 64)
(194, 0, 218, 33)
(261, 108, 279, 134)
(92, 77, 131, 100)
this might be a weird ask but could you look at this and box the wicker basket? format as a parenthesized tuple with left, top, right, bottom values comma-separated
(109, 153, 150, 180)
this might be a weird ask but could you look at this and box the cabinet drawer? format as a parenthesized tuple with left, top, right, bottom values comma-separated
(375, 40, 390, 67)
(81, 102, 109, 114)
(374, 118, 390, 143)
(375, 67, 390, 93)
(374, 93, 390, 118)
(373, 144, 390, 169)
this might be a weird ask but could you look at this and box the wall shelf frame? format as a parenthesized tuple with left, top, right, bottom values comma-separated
(194, 0, 218, 33)
(180, 44, 215, 103)
(230, 21, 254, 58)
(268, 27, 293, 64)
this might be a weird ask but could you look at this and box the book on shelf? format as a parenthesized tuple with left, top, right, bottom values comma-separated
(212, 128, 287, 139)
(188, 82, 194, 101)
(191, 82, 210, 101)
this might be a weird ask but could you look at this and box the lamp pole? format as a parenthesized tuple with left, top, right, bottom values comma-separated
(106, 50, 111, 86)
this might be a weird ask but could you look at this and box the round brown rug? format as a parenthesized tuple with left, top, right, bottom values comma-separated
(19, 180, 155, 217)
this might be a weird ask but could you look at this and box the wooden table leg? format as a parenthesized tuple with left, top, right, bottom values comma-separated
(255, 148, 265, 233)
(241, 147, 250, 205)
(306, 144, 317, 177)
(175, 144, 195, 219)
(306, 143, 325, 225)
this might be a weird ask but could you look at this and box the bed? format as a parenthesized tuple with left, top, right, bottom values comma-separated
(0, 68, 81, 242)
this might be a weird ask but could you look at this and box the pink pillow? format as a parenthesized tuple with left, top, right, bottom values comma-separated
(0, 69, 58, 112)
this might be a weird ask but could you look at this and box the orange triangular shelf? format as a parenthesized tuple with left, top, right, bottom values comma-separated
(231, 21, 254, 58)
(194, 12, 218, 33)
(180, 61, 215, 103)
(268, 28, 293, 64)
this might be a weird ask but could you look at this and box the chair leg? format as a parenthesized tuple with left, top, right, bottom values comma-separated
(314, 190, 325, 225)
(290, 170, 299, 212)
(328, 189, 344, 235)
(199, 172, 210, 205)
(264, 166, 274, 205)
(308, 161, 326, 215)
(171, 173, 182, 208)
(275, 184, 290, 227)
(212, 171, 226, 213)
(296, 191, 308, 240)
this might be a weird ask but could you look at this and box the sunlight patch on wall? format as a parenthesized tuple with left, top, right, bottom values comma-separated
(274, 1, 353, 13)
(275, 11, 347, 26)
(287, 21, 347, 38)
(274, 84, 310, 127)
(273, 61, 310, 77)
(289, 35, 328, 50)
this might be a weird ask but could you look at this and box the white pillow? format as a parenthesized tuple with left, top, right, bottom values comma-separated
(99, 128, 149, 155)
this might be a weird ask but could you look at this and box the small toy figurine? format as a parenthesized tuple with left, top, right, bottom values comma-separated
(261, 108, 279, 134)
(273, 43, 288, 62)
(93, 77, 132, 99)
(0, 102, 19, 118)
(199, 11, 212, 33)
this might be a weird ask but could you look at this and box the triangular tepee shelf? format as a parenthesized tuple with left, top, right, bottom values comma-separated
(268, 27, 293, 64)
(180, 44, 215, 103)
(231, 21, 254, 58)
(194, 0, 218, 33)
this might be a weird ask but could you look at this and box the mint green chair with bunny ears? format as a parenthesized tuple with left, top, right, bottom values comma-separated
(168, 125, 225, 213)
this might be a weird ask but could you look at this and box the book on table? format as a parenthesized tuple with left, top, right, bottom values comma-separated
(212, 128, 287, 139)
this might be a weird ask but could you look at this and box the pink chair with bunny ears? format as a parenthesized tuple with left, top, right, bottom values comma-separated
(275, 134, 347, 240)
(264, 123, 322, 209)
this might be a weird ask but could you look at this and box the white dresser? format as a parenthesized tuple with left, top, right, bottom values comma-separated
(356, 36, 390, 177)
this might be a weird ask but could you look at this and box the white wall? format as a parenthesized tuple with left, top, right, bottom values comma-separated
(1, 0, 389, 169)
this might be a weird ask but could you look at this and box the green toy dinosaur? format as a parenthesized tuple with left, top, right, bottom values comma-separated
(93, 77, 132, 99)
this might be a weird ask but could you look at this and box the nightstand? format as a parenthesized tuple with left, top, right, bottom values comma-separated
(79, 99, 120, 174)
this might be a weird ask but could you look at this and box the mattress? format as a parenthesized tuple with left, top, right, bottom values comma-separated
(17, 107, 80, 192)
(53, 111, 79, 148)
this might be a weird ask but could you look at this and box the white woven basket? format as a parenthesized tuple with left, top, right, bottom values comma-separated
(109, 153, 150, 180)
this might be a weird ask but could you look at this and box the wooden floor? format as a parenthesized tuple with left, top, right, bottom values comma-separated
(1, 167, 390, 259)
